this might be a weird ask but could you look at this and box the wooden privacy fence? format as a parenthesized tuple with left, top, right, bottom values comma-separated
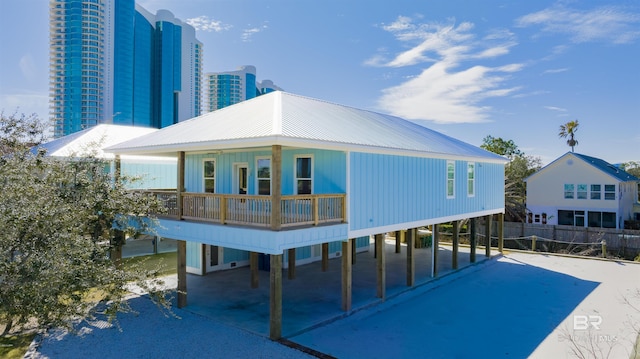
(144, 191, 345, 229)
(478, 221, 640, 254)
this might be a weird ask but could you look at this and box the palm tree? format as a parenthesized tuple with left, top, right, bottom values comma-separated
(559, 120, 579, 152)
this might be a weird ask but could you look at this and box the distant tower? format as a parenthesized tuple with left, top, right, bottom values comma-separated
(49, 0, 202, 138)
(203, 66, 283, 112)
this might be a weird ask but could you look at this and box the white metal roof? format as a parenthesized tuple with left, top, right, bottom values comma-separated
(38, 124, 171, 162)
(106, 91, 506, 163)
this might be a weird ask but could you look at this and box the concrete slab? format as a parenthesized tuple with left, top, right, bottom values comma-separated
(182, 238, 498, 337)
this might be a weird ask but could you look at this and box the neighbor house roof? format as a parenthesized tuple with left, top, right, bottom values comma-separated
(106, 91, 506, 163)
(526, 152, 639, 183)
(573, 153, 639, 182)
(37, 124, 161, 160)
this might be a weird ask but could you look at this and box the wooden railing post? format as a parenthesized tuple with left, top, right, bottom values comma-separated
(177, 151, 185, 220)
(220, 196, 226, 224)
(313, 196, 319, 226)
(271, 145, 282, 230)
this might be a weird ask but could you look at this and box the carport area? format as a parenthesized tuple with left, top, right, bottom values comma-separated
(181, 237, 499, 338)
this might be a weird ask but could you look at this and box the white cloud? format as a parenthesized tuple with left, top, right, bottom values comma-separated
(542, 68, 569, 75)
(19, 54, 37, 83)
(369, 17, 522, 124)
(544, 106, 567, 112)
(185, 16, 232, 32)
(241, 23, 268, 42)
(516, 5, 640, 44)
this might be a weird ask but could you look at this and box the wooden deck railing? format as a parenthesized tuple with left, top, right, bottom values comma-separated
(144, 191, 345, 229)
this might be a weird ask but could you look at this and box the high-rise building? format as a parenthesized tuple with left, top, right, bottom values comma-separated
(203, 65, 283, 112)
(49, 0, 202, 138)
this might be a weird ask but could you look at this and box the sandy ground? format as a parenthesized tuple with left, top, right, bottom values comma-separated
(31, 252, 640, 358)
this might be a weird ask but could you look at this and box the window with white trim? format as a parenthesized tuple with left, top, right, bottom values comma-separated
(446, 161, 455, 198)
(203, 159, 215, 193)
(577, 184, 587, 199)
(467, 162, 475, 197)
(564, 184, 574, 199)
(604, 184, 615, 200)
(590, 184, 601, 200)
(256, 158, 271, 195)
(295, 156, 312, 195)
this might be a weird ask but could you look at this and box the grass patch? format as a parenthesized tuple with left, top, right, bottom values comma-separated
(0, 333, 36, 359)
(123, 251, 177, 277)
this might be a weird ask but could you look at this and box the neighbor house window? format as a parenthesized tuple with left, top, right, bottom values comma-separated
(577, 184, 587, 199)
(467, 162, 475, 197)
(203, 159, 215, 193)
(295, 156, 312, 195)
(257, 158, 271, 195)
(637, 183, 640, 203)
(604, 185, 615, 200)
(564, 184, 574, 199)
(558, 210, 585, 226)
(590, 184, 601, 200)
(588, 211, 617, 228)
(447, 161, 455, 198)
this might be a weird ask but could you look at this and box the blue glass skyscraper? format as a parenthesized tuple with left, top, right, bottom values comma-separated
(50, 0, 202, 138)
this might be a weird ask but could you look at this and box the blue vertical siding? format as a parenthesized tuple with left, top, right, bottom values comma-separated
(349, 152, 504, 231)
(185, 149, 346, 195)
(121, 160, 176, 189)
(186, 241, 201, 269)
(223, 248, 250, 263)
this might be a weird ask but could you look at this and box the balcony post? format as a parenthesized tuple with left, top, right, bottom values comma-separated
(271, 145, 282, 230)
(313, 197, 319, 226)
(177, 151, 185, 220)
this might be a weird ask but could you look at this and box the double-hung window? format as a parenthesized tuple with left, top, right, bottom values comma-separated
(604, 185, 615, 200)
(467, 162, 475, 197)
(577, 184, 587, 199)
(590, 184, 601, 200)
(446, 161, 455, 198)
(295, 156, 312, 195)
(564, 184, 574, 199)
(203, 159, 215, 193)
(257, 158, 271, 195)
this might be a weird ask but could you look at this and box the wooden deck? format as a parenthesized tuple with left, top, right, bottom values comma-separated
(147, 191, 346, 229)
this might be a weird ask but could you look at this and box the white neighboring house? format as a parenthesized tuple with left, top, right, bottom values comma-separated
(525, 152, 640, 229)
(37, 124, 177, 190)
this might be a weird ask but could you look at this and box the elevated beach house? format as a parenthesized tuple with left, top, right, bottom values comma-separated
(107, 91, 507, 338)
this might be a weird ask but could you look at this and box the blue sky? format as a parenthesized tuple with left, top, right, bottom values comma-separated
(0, 0, 638, 165)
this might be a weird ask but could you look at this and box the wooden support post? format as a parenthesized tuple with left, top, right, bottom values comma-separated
(288, 248, 296, 280)
(321, 243, 329, 272)
(271, 145, 282, 231)
(498, 213, 504, 253)
(177, 240, 187, 308)
(452, 220, 459, 270)
(432, 224, 439, 277)
(485, 215, 492, 257)
(201, 244, 207, 276)
(531, 235, 537, 252)
(406, 228, 415, 287)
(375, 234, 385, 299)
(470, 218, 477, 263)
(269, 253, 282, 340)
(177, 151, 185, 220)
(395, 230, 402, 253)
(250, 252, 259, 288)
(351, 237, 356, 265)
(341, 239, 352, 311)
